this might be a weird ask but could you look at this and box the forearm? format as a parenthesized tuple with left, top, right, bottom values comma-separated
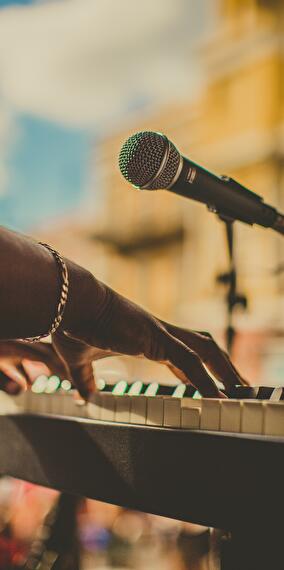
(0, 226, 100, 340)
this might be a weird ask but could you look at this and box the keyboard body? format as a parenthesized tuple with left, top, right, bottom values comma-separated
(0, 388, 283, 533)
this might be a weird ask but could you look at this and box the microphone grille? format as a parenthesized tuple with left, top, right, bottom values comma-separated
(119, 131, 181, 190)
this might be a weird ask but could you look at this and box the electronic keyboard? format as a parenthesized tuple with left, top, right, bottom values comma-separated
(0, 378, 283, 570)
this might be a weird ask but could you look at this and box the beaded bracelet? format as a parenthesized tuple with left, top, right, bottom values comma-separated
(22, 243, 69, 343)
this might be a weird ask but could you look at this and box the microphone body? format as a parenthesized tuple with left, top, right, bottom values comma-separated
(119, 131, 284, 235)
(173, 156, 282, 231)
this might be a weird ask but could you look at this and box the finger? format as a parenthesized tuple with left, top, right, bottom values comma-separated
(0, 371, 22, 394)
(162, 323, 243, 390)
(52, 332, 95, 399)
(0, 341, 70, 380)
(69, 360, 95, 400)
(17, 363, 32, 386)
(162, 361, 192, 385)
(220, 350, 250, 387)
(154, 330, 225, 398)
(0, 364, 27, 392)
(194, 331, 250, 386)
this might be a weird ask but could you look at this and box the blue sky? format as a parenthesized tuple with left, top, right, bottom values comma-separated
(0, 0, 93, 231)
(0, 115, 91, 230)
(0, 0, 33, 6)
(0, 0, 204, 231)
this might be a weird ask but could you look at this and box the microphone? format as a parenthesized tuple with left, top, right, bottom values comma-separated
(119, 131, 284, 235)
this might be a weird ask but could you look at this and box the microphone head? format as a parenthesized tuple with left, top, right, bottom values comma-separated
(119, 131, 182, 190)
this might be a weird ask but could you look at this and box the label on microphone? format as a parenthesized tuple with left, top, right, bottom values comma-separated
(186, 168, 197, 184)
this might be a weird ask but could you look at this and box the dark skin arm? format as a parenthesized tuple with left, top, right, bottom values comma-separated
(0, 226, 247, 398)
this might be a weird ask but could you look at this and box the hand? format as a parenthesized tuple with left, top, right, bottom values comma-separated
(0, 340, 70, 394)
(53, 282, 247, 399)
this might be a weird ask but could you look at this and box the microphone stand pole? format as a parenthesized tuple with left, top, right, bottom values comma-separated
(216, 217, 248, 355)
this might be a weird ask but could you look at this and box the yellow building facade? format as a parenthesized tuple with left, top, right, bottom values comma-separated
(39, 0, 284, 383)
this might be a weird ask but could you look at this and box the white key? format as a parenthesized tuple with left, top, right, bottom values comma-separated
(163, 397, 181, 428)
(181, 398, 202, 410)
(241, 401, 264, 434)
(60, 391, 77, 416)
(75, 398, 88, 418)
(25, 391, 37, 413)
(181, 407, 200, 429)
(100, 394, 116, 421)
(271, 387, 283, 401)
(180, 398, 202, 429)
(115, 395, 131, 423)
(46, 393, 62, 416)
(10, 391, 29, 412)
(172, 385, 186, 398)
(0, 392, 20, 414)
(200, 399, 221, 430)
(220, 400, 241, 433)
(130, 396, 147, 425)
(57, 392, 72, 416)
(31, 393, 48, 414)
(263, 402, 284, 436)
(87, 393, 102, 420)
(146, 397, 164, 426)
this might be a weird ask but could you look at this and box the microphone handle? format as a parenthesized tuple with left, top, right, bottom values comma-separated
(170, 157, 283, 232)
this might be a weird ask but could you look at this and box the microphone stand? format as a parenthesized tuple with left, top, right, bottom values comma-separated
(216, 216, 248, 355)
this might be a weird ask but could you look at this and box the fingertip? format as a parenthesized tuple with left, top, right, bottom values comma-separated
(5, 381, 23, 395)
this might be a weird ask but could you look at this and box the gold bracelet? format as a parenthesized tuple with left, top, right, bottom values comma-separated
(21, 243, 69, 343)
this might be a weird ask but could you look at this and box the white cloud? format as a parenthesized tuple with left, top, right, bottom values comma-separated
(0, 0, 203, 131)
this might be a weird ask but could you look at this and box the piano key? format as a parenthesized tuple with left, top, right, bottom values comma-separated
(128, 381, 144, 396)
(228, 386, 284, 400)
(228, 386, 259, 399)
(241, 401, 264, 435)
(87, 393, 102, 420)
(270, 387, 283, 401)
(171, 385, 199, 398)
(257, 387, 275, 400)
(74, 397, 89, 418)
(144, 383, 159, 396)
(130, 395, 147, 425)
(60, 379, 72, 392)
(156, 385, 175, 396)
(100, 393, 116, 421)
(32, 375, 49, 394)
(172, 384, 186, 398)
(146, 396, 164, 426)
(180, 398, 202, 429)
(163, 397, 181, 428)
(45, 376, 61, 394)
(96, 379, 113, 392)
(263, 402, 284, 436)
(115, 395, 131, 423)
(0, 392, 21, 414)
(181, 406, 201, 429)
(200, 399, 221, 431)
(60, 391, 77, 416)
(46, 393, 63, 416)
(112, 380, 128, 395)
(220, 400, 242, 433)
(10, 391, 28, 412)
(60, 391, 79, 417)
(30, 393, 49, 414)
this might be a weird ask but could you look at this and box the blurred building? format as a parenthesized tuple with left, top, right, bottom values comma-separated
(38, 0, 284, 384)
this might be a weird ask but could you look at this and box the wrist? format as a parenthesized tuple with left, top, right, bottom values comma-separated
(61, 261, 107, 335)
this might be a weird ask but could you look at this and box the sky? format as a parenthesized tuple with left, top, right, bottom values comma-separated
(0, 0, 213, 231)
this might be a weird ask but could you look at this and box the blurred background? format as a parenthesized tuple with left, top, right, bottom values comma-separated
(0, 0, 283, 568)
